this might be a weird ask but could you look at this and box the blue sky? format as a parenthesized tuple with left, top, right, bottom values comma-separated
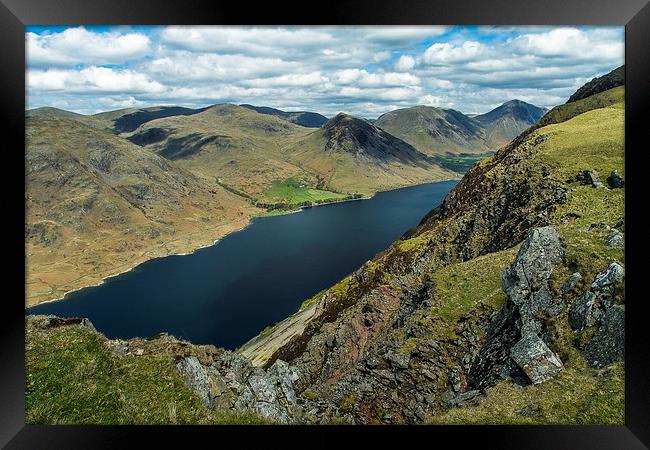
(26, 25, 624, 117)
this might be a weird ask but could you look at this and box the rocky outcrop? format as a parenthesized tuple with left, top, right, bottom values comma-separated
(569, 291, 603, 331)
(468, 226, 565, 388)
(175, 352, 303, 424)
(510, 334, 564, 384)
(34, 315, 97, 332)
(576, 170, 606, 189)
(568, 263, 625, 368)
(566, 65, 624, 104)
(585, 305, 625, 368)
(607, 229, 625, 248)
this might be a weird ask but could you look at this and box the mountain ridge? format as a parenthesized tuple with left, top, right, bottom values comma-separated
(239, 104, 328, 128)
(374, 100, 547, 157)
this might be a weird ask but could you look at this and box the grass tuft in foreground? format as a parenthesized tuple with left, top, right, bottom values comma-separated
(26, 318, 269, 425)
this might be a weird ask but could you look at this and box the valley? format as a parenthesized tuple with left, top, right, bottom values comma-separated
(24, 63, 626, 426)
(26, 97, 541, 305)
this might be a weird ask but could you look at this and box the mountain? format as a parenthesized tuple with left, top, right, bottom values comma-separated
(26, 105, 211, 135)
(26, 69, 626, 425)
(25, 115, 258, 306)
(128, 106, 455, 201)
(93, 105, 209, 133)
(125, 104, 318, 199)
(280, 113, 455, 194)
(26, 106, 108, 129)
(239, 104, 328, 128)
(374, 105, 489, 156)
(474, 99, 548, 147)
(375, 101, 547, 158)
(567, 65, 624, 104)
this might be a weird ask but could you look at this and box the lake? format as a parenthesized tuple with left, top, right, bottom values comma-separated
(28, 180, 458, 349)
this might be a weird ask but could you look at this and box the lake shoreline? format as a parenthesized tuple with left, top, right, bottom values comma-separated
(26, 177, 460, 310)
(254, 176, 460, 218)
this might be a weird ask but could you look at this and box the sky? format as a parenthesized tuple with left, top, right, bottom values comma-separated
(25, 25, 624, 118)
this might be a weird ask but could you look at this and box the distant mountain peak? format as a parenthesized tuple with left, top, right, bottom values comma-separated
(475, 100, 548, 127)
(323, 112, 369, 130)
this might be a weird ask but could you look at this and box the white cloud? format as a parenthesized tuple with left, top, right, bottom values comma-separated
(510, 27, 624, 60)
(422, 41, 489, 65)
(418, 94, 454, 108)
(160, 26, 334, 56)
(27, 27, 150, 67)
(28, 66, 165, 94)
(147, 52, 297, 82)
(26, 25, 624, 118)
(395, 55, 416, 71)
(332, 69, 420, 87)
(242, 72, 328, 88)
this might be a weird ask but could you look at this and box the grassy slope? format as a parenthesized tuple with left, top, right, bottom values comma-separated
(431, 152, 494, 173)
(258, 177, 348, 207)
(131, 105, 315, 197)
(26, 317, 268, 424)
(536, 86, 624, 129)
(423, 98, 625, 424)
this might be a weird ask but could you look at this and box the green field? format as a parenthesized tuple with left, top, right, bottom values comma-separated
(256, 177, 359, 211)
(432, 152, 494, 173)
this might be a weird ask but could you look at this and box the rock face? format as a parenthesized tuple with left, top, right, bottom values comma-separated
(468, 226, 565, 389)
(567, 263, 625, 368)
(585, 305, 625, 368)
(592, 262, 625, 299)
(566, 65, 624, 104)
(175, 352, 302, 424)
(569, 292, 603, 331)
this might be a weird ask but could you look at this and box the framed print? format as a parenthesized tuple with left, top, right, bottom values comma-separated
(2, 0, 649, 447)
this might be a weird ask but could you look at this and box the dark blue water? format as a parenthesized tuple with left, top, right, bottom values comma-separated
(28, 180, 457, 349)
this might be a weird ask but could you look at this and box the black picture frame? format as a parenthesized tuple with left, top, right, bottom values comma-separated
(2, 0, 648, 447)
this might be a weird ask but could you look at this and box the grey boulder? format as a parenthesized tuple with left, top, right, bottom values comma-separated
(510, 334, 564, 384)
(576, 170, 606, 189)
(606, 229, 625, 248)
